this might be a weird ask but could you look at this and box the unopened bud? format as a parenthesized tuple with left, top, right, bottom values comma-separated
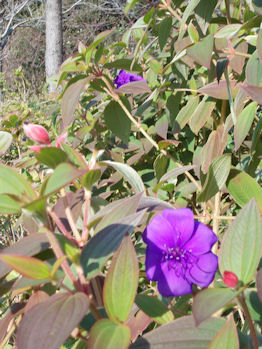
(23, 123, 50, 144)
(223, 271, 238, 288)
(56, 132, 67, 148)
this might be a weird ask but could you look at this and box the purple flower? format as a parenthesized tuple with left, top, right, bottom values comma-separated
(114, 70, 146, 88)
(143, 208, 218, 297)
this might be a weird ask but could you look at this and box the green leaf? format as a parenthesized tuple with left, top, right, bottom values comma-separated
(135, 295, 174, 324)
(0, 164, 36, 200)
(44, 163, 87, 196)
(173, 96, 199, 133)
(61, 77, 88, 128)
(198, 155, 231, 202)
(89, 29, 114, 50)
(88, 319, 131, 349)
(187, 35, 214, 69)
(234, 102, 257, 151)
(195, 0, 218, 34)
(244, 289, 262, 325)
(36, 147, 68, 169)
(94, 193, 142, 234)
(0, 194, 21, 214)
(179, 0, 201, 39)
(193, 288, 238, 326)
(246, 51, 262, 86)
(226, 169, 262, 213)
(154, 154, 169, 182)
(131, 316, 226, 349)
(104, 59, 142, 72)
(124, 0, 140, 14)
(189, 96, 216, 134)
(188, 21, 199, 42)
(158, 17, 172, 51)
(252, 0, 262, 17)
(0, 233, 49, 278)
(16, 292, 89, 349)
(160, 165, 196, 183)
(0, 131, 12, 156)
(56, 235, 80, 264)
(0, 255, 50, 280)
(82, 169, 101, 190)
(80, 210, 146, 278)
(257, 28, 262, 64)
(61, 143, 88, 169)
(207, 315, 239, 349)
(100, 160, 145, 193)
(104, 235, 139, 323)
(219, 199, 262, 284)
(104, 100, 131, 144)
(214, 24, 241, 39)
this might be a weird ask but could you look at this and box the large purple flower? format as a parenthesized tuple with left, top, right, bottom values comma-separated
(143, 208, 218, 297)
(114, 70, 146, 88)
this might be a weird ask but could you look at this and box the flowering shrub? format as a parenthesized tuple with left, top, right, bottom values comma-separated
(0, 0, 262, 349)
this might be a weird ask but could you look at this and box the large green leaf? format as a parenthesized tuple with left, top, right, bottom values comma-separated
(16, 292, 89, 349)
(104, 59, 142, 72)
(0, 255, 50, 280)
(207, 316, 239, 349)
(195, 0, 218, 34)
(0, 131, 12, 156)
(219, 199, 262, 284)
(0, 194, 21, 214)
(187, 35, 214, 69)
(158, 17, 172, 51)
(61, 77, 88, 128)
(193, 288, 238, 326)
(100, 160, 145, 193)
(44, 163, 87, 196)
(88, 319, 131, 349)
(104, 100, 131, 144)
(244, 289, 262, 325)
(131, 316, 226, 349)
(226, 169, 262, 213)
(0, 233, 49, 278)
(246, 51, 262, 86)
(179, 0, 201, 39)
(173, 96, 199, 133)
(0, 164, 36, 200)
(135, 295, 174, 325)
(80, 210, 146, 278)
(94, 193, 142, 233)
(104, 235, 139, 323)
(36, 147, 68, 169)
(198, 155, 231, 202)
(234, 102, 257, 151)
(189, 95, 216, 134)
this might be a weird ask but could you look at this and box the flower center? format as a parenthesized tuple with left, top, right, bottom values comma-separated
(162, 244, 198, 277)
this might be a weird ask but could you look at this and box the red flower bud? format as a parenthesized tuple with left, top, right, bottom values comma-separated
(223, 271, 238, 288)
(56, 132, 67, 148)
(23, 123, 50, 144)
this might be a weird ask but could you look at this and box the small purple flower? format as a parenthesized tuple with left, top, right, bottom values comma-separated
(114, 69, 146, 88)
(143, 208, 218, 297)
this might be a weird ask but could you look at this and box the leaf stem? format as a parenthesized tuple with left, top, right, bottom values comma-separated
(212, 192, 220, 254)
(225, 0, 231, 24)
(237, 292, 259, 349)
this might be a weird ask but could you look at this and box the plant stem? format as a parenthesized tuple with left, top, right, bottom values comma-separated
(212, 192, 220, 254)
(238, 292, 259, 349)
(82, 188, 91, 243)
(60, 188, 82, 244)
(225, 0, 231, 24)
(89, 302, 103, 320)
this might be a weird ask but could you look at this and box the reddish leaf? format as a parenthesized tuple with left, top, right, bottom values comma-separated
(126, 308, 152, 342)
(24, 291, 49, 313)
(0, 302, 25, 343)
(239, 83, 262, 105)
(17, 292, 89, 349)
(257, 269, 262, 303)
(198, 80, 238, 100)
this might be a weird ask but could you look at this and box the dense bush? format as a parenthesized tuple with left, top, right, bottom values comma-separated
(0, 0, 262, 348)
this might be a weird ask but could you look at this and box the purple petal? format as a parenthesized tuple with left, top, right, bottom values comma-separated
(162, 208, 194, 245)
(197, 252, 218, 273)
(145, 245, 163, 281)
(129, 74, 146, 82)
(143, 214, 176, 249)
(187, 264, 216, 287)
(157, 262, 192, 297)
(183, 221, 217, 255)
(114, 70, 132, 88)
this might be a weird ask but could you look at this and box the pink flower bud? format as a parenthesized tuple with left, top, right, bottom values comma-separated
(56, 132, 67, 148)
(23, 123, 50, 144)
(29, 145, 44, 153)
(223, 271, 238, 288)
